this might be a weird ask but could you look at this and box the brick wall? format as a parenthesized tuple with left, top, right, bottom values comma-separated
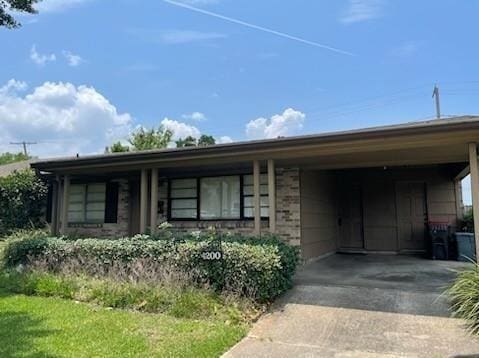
(65, 179, 130, 238)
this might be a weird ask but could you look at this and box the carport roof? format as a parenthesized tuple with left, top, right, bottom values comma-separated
(31, 115, 479, 173)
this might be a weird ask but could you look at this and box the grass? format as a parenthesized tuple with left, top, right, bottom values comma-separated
(447, 263, 479, 334)
(0, 243, 251, 357)
(0, 292, 247, 357)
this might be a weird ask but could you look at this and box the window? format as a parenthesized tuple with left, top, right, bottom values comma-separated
(169, 174, 269, 220)
(170, 178, 198, 219)
(243, 174, 269, 218)
(68, 183, 106, 223)
(200, 176, 240, 219)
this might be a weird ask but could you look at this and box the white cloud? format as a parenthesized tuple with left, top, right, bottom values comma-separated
(30, 45, 56, 66)
(160, 118, 233, 145)
(35, 0, 92, 13)
(217, 136, 233, 144)
(340, 0, 384, 24)
(182, 111, 207, 121)
(0, 80, 132, 158)
(246, 108, 305, 139)
(62, 51, 85, 67)
(0, 79, 28, 95)
(158, 30, 227, 44)
(160, 118, 201, 139)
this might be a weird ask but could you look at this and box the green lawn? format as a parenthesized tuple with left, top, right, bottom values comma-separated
(0, 292, 247, 357)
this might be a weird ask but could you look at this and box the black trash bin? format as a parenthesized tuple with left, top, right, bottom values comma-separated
(455, 233, 476, 262)
(428, 222, 449, 260)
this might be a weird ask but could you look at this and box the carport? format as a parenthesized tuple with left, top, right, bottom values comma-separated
(297, 118, 479, 259)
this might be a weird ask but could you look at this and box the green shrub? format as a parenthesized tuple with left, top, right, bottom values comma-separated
(2, 232, 300, 302)
(0, 170, 48, 236)
(447, 264, 479, 334)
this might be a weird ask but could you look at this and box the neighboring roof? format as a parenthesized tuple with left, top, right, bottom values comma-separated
(0, 160, 32, 177)
(31, 115, 479, 172)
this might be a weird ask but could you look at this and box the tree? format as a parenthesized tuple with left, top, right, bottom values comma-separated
(107, 126, 173, 152)
(198, 135, 216, 146)
(175, 136, 197, 148)
(176, 135, 216, 148)
(107, 142, 130, 153)
(0, 169, 47, 235)
(128, 126, 173, 151)
(0, 152, 29, 165)
(1, 0, 40, 29)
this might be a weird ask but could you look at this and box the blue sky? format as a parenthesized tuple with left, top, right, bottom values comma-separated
(0, 0, 477, 202)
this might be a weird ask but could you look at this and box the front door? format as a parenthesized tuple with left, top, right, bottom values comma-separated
(396, 182, 427, 251)
(339, 182, 364, 249)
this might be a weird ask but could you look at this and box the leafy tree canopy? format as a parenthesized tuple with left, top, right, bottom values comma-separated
(107, 126, 173, 153)
(1, 0, 39, 29)
(108, 126, 218, 152)
(176, 135, 216, 148)
(0, 152, 29, 165)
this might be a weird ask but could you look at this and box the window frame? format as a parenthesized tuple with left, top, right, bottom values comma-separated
(67, 183, 107, 224)
(167, 173, 269, 221)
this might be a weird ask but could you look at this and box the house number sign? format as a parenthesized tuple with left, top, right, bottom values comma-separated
(201, 251, 223, 261)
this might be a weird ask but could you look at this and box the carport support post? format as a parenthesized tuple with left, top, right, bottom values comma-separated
(268, 159, 276, 233)
(140, 169, 148, 234)
(468, 143, 479, 260)
(150, 168, 159, 235)
(253, 160, 261, 235)
(60, 175, 70, 235)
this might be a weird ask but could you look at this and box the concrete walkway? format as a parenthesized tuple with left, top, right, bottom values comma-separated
(226, 254, 479, 357)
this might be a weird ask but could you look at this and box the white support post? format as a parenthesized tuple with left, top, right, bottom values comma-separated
(468, 143, 479, 260)
(267, 159, 276, 233)
(253, 160, 261, 236)
(140, 169, 148, 234)
(150, 168, 159, 235)
(60, 175, 70, 235)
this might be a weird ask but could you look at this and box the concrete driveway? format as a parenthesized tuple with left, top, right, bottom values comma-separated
(226, 254, 479, 357)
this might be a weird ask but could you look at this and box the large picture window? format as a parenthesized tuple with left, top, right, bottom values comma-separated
(68, 183, 106, 223)
(169, 174, 269, 220)
(200, 176, 240, 219)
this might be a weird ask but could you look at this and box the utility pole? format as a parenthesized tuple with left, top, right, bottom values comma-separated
(432, 84, 441, 119)
(9, 141, 37, 157)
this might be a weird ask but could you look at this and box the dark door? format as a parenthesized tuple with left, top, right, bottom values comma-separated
(396, 182, 427, 251)
(339, 183, 364, 249)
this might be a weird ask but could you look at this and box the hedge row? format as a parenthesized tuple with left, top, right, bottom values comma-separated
(2, 231, 299, 302)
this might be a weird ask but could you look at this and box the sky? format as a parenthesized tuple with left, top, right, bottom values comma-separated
(0, 0, 477, 201)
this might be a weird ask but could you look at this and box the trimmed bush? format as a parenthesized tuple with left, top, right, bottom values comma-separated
(2, 231, 299, 302)
(447, 264, 479, 334)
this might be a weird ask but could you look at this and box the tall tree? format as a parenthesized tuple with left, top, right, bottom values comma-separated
(107, 126, 173, 152)
(197, 135, 216, 146)
(176, 135, 216, 148)
(175, 136, 197, 148)
(106, 142, 130, 153)
(1, 0, 40, 29)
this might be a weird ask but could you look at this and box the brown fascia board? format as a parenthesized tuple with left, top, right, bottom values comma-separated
(30, 116, 479, 172)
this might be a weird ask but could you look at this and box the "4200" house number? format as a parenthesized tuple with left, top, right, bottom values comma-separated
(200, 251, 223, 260)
